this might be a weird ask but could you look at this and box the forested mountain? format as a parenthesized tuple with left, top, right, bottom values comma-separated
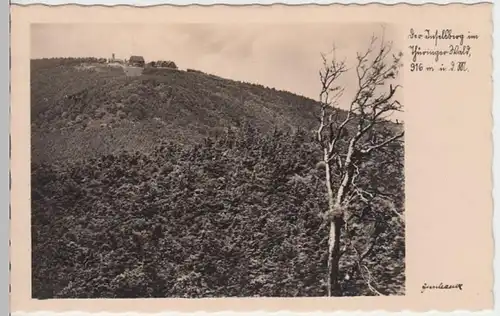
(31, 58, 322, 164)
(31, 58, 405, 298)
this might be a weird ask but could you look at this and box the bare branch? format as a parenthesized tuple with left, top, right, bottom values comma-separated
(345, 222, 386, 296)
(317, 28, 404, 297)
(317, 46, 349, 148)
(361, 131, 404, 155)
(319, 49, 348, 107)
(327, 108, 355, 157)
(317, 104, 327, 144)
(361, 265, 386, 296)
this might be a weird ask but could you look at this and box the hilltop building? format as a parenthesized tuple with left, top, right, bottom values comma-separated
(129, 55, 145, 67)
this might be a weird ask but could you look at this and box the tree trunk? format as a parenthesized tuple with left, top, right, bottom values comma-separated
(327, 217, 343, 296)
(323, 149, 335, 212)
(324, 141, 356, 297)
(323, 149, 343, 296)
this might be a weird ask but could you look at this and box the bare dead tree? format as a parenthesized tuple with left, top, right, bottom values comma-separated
(316, 32, 404, 296)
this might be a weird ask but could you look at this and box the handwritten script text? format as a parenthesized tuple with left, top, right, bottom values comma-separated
(421, 282, 463, 294)
(407, 28, 479, 73)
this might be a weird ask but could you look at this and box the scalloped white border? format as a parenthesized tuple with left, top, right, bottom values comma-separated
(9, 0, 498, 315)
(8, 311, 499, 315)
(8, 1, 496, 5)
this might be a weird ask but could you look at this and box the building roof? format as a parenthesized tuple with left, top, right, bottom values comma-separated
(129, 55, 145, 62)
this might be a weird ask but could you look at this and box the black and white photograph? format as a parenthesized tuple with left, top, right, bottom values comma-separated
(30, 23, 405, 299)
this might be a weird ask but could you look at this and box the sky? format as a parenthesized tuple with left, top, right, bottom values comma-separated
(31, 23, 402, 114)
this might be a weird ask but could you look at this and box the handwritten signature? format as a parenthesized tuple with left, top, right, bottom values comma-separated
(421, 282, 463, 293)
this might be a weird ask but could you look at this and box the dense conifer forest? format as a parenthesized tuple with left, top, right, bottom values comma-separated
(31, 58, 405, 298)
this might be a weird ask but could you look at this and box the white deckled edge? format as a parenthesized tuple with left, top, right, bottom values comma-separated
(9, 1, 498, 316)
(10, 311, 498, 316)
(8, 1, 496, 6)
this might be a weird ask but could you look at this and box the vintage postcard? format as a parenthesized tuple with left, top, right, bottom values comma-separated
(10, 2, 493, 314)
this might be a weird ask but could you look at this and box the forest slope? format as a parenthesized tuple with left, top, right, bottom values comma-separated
(31, 59, 323, 164)
(31, 58, 405, 298)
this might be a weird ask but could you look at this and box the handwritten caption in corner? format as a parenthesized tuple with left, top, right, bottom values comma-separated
(407, 28, 480, 73)
(421, 282, 463, 294)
